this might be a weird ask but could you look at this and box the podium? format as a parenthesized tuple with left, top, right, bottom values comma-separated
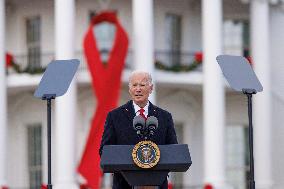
(101, 144, 192, 188)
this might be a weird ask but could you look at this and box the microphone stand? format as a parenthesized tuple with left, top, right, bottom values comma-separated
(143, 130, 148, 140)
(143, 120, 148, 141)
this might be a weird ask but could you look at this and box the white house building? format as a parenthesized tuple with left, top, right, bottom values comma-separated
(1, 0, 284, 189)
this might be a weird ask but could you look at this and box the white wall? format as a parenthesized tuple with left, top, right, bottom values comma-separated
(7, 92, 48, 188)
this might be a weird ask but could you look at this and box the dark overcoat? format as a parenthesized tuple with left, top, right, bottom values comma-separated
(99, 100, 178, 189)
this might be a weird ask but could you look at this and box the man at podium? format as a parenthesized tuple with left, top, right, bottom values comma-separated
(99, 70, 178, 189)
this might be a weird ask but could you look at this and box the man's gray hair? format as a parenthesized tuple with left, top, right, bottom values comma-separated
(128, 70, 153, 86)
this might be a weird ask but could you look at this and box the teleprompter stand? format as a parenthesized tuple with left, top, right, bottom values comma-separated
(216, 55, 263, 189)
(34, 59, 80, 189)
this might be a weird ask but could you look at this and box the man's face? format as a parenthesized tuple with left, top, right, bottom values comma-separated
(129, 73, 153, 107)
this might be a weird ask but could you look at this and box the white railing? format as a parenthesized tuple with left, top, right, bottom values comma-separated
(11, 50, 201, 75)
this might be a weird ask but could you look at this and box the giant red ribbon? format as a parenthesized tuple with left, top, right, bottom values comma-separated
(78, 11, 128, 189)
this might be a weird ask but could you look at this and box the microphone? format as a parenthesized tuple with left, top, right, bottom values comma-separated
(146, 116, 158, 137)
(133, 115, 145, 138)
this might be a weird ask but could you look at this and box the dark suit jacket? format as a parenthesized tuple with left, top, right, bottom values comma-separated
(99, 100, 178, 189)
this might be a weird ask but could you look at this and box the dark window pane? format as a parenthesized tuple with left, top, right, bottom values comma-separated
(27, 124, 42, 189)
(26, 16, 41, 70)
(165, 13, 182, 66)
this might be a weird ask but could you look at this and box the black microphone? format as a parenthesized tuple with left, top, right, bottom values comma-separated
(133, 115, 145, 138)
(146, 116, 158, 137)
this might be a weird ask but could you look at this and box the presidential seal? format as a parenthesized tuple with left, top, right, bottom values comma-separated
(132, 140, 160, 169)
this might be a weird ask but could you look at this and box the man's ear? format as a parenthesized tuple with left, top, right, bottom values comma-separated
(150, 84, 153, 94)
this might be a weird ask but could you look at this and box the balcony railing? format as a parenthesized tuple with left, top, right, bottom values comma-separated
(155, 50, 195, 66)
(154, 50, 202, 72)
(8, 185, 204, 189)
(10, 50, 201, 75)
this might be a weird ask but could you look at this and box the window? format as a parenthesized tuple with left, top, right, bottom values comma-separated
(165, 13, 182, 66)
(89, 11, 97, 22)
(223, 20, 250, 57)
(26, 16, 41, 71)
(89, 11, 116, 63)
(226, 125, 249, 189)
(27, 124, 42, 189)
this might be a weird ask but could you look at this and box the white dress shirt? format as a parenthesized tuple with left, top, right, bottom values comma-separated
(133, 101, 149, 117)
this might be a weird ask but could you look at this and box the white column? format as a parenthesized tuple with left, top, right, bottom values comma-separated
(202, 0, 226, 188)
(54, 0, 78, 188)
(132, 0, 156, 103)
(0, 0, 7, 187)
(250, 1, 273, 189)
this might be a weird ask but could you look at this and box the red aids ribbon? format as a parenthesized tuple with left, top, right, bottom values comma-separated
(77, 11, 128, 189)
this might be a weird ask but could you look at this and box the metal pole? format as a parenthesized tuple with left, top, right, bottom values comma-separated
(245, 91, 255, 189)
(47, 98, 52, 189)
